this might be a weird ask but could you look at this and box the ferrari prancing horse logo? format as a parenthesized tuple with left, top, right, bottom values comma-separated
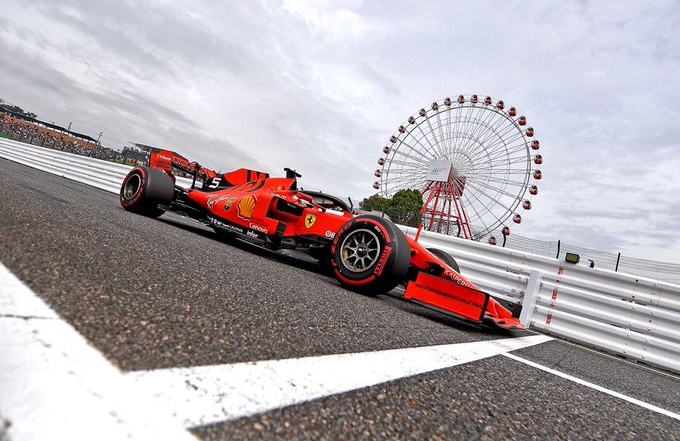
(305, 214, 316, 228)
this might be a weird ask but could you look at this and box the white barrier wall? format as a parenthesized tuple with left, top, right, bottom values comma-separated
(2, 139, 679, 374)
(400, 227, 680, 374)
(0, 139, 194, 192)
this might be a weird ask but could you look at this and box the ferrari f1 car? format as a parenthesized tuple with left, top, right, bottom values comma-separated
(119, 148, 523, 330)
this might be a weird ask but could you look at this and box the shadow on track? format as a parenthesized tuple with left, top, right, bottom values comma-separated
(154, 211, 519, 336)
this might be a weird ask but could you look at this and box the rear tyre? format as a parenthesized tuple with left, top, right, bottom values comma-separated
(120, 166, 175, 218)
(427, 247, 461, 274)
(331, 215, 411, 295)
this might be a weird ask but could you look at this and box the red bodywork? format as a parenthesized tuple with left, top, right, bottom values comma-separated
(404, 238, 522, 329)
(139, 149, 523, 330)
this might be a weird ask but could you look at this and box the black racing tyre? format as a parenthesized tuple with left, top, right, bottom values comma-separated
(331, 215, 411, 295)
(119, 166, 175, 218)
(427, 247, 461, 274)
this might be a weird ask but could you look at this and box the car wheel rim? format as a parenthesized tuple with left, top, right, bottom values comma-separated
(123, 174, 142, 200)
(340, 228, 381, 273)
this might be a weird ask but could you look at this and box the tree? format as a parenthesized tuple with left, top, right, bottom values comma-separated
(360, 190, 423, 227)
(359, 193, 390, 213)
(385, 189, 423, 227)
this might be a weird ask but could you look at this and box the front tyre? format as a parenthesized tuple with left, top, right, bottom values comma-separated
(427, 247, 461, 274)
(120, 166, 175, 217)
(331, 215, 411, 295)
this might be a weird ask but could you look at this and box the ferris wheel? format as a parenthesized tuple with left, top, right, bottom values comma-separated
(373, 94, 542, 244)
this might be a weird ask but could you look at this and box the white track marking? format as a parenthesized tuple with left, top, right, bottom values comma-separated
(502, 353, 680, 422)
(125, 334, 553, 428)
(12, 252, 670, 436)
(0, 263, 198, 441)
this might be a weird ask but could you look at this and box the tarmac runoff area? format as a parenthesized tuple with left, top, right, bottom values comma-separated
(2, 158, 680, 440)
(2, 261, 680, 439)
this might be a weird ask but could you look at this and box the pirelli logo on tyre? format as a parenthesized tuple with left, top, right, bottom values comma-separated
(369, 221, 388, 242)
(373, 246, 392, 277)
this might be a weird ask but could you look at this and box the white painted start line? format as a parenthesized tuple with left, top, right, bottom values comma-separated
(0, 263, 198, 441)
(124, 334, 554, 428)
(2, 261, 679, 441)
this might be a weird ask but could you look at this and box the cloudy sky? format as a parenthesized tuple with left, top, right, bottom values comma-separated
(2, 0, 679, 263)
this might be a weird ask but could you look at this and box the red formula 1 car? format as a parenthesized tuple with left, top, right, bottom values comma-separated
(119, 148, 523, 330)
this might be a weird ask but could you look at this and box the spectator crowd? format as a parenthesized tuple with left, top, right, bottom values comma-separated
(0, 113, 136, 164)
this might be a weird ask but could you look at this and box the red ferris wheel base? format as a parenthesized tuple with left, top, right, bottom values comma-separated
(420, 177, 473, 239)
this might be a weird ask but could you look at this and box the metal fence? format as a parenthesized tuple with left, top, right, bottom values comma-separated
(499, 232, 680, 286)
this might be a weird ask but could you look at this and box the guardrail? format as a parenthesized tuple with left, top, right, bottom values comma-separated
(0, 139, 194, 192)
(2, 139, 679, 374)
(399, 226, 680, 373)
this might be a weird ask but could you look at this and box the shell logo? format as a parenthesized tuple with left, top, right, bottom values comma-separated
(237, 195, 256, 219)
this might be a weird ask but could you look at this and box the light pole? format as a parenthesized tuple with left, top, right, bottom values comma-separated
(97, 131, 103, 144)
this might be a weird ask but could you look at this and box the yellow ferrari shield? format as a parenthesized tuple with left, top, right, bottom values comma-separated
(305, 214, 316, 228)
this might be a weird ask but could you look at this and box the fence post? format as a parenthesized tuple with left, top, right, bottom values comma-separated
(519, 270, 542, 328)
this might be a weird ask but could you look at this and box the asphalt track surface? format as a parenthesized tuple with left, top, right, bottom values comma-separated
(1, 157, 680, 440)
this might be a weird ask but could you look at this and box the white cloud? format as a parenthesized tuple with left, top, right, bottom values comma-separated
(1, 0, 679, 263)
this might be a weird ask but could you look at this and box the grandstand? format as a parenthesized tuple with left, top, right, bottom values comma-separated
(0, 106, 99, 150)
(0, 109, 119, 162)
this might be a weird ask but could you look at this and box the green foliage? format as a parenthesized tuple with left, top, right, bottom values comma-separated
(359, 194, 390, 212)
(385, 189, 423, 227)
(360, 189, 423, 227)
